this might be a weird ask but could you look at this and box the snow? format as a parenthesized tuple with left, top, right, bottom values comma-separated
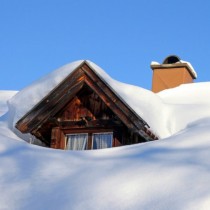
(0, 114, 210, 210)
(7, 60, 203, 138)
(88, 61, 167, 137)
(8, 60, 84, 127)
(8, 60, 167, 138)
(157, 83, 210, 136)
(180, 60, 197, 78)
(0, 60, 210, 209)
(0, 91, 17, 117)
(158, 82, 210, 105)
(150, 61, 160, 65)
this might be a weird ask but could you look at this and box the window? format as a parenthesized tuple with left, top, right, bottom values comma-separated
(66, 133, 88, 150)
(65, 132, 113, 150)
(92, 133, 113, 149)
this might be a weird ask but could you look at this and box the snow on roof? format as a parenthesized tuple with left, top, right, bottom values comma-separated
(88, 61, 168, 137)
(8, 60, 84, 123)
(157, 82, 210, 135)
(180, 60, 197, 78)
(158, 82, 210, 105)
(7, 60, 210, 140)
(8, 60, 167, 138)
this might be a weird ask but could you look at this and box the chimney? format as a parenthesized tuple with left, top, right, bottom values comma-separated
(151, 55, 197, 93)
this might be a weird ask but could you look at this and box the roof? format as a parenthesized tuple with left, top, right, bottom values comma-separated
(15, 61, 159, 141)
(8, 60, 166, 138)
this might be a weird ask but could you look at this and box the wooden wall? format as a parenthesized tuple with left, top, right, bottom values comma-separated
(50, 86, 125, 149)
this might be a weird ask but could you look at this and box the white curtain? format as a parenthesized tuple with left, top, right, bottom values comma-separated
(92, 133, 113, 149)
(66, 134, 87, 150)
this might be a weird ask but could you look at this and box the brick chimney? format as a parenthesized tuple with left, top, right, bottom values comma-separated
(151, 55, 197, 93)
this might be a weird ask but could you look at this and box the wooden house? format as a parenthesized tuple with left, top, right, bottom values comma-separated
(15, 61, 158, 150)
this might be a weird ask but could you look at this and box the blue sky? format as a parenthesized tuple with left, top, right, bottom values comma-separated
(1, 0, 210, 90)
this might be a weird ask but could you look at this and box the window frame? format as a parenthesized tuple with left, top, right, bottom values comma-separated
(65, 132, 113, 150)
(65, 133, 88, 150)
(91, 132, 113, 150)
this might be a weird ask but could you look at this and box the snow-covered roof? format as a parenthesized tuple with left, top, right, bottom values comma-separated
(8, 60, 165, 138)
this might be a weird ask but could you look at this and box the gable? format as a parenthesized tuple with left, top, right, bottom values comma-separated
(15, 61, 158, 144)
(57, 85, 114, 121)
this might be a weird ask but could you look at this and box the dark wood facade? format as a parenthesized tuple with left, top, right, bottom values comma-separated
(16, 61, 158, 150)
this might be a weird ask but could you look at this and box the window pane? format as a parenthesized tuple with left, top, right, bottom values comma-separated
(92, 133, 113, 149)
(66, 134, 88, 150)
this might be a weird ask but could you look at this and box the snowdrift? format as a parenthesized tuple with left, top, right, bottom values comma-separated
(0, 114, 210, 210)
(0, 90, 17, 117)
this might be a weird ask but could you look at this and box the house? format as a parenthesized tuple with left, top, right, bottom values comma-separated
(15, 61, 158, 150)
(15, 55, 196, 150)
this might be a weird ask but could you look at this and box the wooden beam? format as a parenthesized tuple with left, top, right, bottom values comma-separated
(62, 128, 113, 134)
(59, 119, 123, 128)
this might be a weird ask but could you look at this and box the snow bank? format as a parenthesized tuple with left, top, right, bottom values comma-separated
(158, 82, 210, 105)
(0, 115, 210, 210)
(0, 91, 17, 117)
(158, 83, 210, 135)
